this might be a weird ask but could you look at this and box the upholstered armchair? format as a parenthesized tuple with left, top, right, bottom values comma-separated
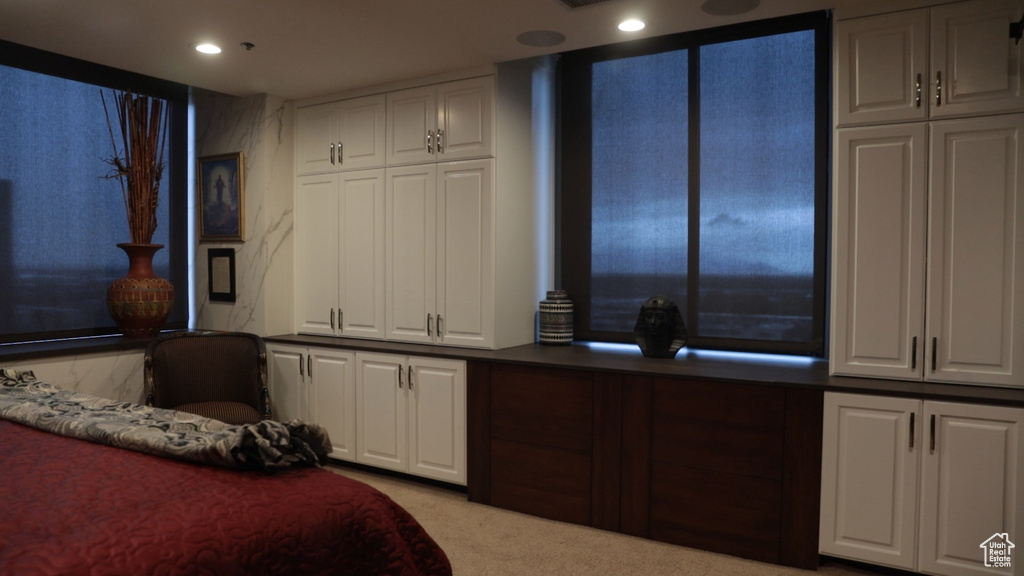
(144, 331, 272, 425)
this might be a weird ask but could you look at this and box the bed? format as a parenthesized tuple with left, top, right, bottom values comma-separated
(0, 369, 452, 576)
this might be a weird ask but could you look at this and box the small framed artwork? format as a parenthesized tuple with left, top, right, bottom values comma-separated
(198, 152, 245, 242)
(207, 248, 236, 303)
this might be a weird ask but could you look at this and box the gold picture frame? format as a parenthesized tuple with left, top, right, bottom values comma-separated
(197, 152, 245, 242)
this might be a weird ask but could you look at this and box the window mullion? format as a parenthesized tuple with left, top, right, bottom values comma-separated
(687, 47, 701, 338)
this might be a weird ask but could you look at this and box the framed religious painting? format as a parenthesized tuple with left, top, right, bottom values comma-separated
(197, 152, 245, 242)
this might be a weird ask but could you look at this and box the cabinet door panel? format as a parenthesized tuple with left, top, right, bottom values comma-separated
(490, 365, 592, 452)
(490, 438, 591, 525)
(835, 10, 928, 126)
(408, 357, 465, 483)
(337, 94, 385, 170)
(339, 170, 385, 339)
(930, 0, 1024, 118)
(819, 393, 920, 570)
(919, 401, 1024, 576)
(652, 379, 785, 479)
(651, 463, 782, 564)
(386, 165, 437, 343)
(267, 344, 306, 423)
(387, 86, 436, 166)
(308, 350, 356, 461)
(295, 175, 339, 336)
(356, 353, 406, 472)
(295, 104, 337, 175)
(927, 115, 1024, 386)
(831, 124, 927, 379)
(436, 160, 493, 348)
(437, 77, 493, 160)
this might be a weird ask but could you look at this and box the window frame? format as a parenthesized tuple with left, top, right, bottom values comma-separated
(558, 11, 831, 356)
(0, 39, 189, 344)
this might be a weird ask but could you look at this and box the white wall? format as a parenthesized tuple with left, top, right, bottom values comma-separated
(192, 90, 295, 336)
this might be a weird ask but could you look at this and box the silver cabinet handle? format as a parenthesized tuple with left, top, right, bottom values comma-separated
(930, 414, 936, 452)
(935, 71, 942, 106)
(408, 365, 414, 389)
(330, 142, 335, 165)
(910, 412, 916, 449)
(931, 337, 938, 372)
(307, 354, 312, 379)
(338, 141, 343, 165)
(911, 336, 918, 370)
(437, 129, 444, 153)
(437, 314, 444, 338)
(427, 313, 433, 336)
(427, 130, 434, 154)
(339, 309, 343, 333)
(299, 353, 304, 377)
(398, 365, 404, 389)
(915, 74, 922, 108)
(330, 308, 335, 331)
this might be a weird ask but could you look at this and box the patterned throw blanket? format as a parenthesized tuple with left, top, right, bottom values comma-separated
(0, 368, 331, 472)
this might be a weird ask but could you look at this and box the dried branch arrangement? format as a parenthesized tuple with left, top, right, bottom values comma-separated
(102, 90, 168, 244)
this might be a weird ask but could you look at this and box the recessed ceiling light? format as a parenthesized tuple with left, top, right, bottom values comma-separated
(618, 19, 645, 32)
(194, 43, 222, 54)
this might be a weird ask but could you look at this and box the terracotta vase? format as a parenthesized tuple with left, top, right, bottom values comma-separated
(106, 243, 174, 338)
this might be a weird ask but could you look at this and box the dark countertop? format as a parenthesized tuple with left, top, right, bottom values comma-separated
(265, 334, 1024, 407)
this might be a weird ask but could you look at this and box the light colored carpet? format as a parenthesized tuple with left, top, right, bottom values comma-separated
(328, 466, 885, 576)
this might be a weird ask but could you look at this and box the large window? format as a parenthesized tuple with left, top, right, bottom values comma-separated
(0, 40, 188, 343)
(560, 12, 829, 356)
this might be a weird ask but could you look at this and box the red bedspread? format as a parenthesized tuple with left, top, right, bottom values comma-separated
(0, 420, 452, 576)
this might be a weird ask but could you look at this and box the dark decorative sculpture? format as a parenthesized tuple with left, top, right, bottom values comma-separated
(633, 296, 688, 358)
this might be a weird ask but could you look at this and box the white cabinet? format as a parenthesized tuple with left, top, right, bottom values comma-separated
(835, 0, 1024, 126)
(267, 344, 357, 461)
(355, 352, 466, 485)
(387, 77, 494, 166)
(820, 392, 1024, 576)
(831, 114, 1024, 387)
(292, 60, 550, 350)
(386, 159, 494, 348)
(295, 169, 386, 339)
(295, 94, 386, 175)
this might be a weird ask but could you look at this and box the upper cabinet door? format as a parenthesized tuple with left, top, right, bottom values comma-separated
(927, 114, 1024, 387)
(295, 104, 338, 175)
(831, 124, 928, 379)
(436, 159, 494, 348)
(436, 77, 494, 162)
(835, 10, 929, 126)
(930, 0, 1024, 118)
(336, 94, 386, 170)
(387, 86, 437, 166)
(294, 174, 340, 337)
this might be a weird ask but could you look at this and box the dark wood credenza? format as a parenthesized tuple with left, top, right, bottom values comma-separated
(466, 361, 824, 570)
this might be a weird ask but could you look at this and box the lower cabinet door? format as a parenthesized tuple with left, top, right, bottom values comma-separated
(356, 352, 408, 473)
(819, 392, 920, 571)
(307, 349, 356, 462)
(408, 357, 466, 484)
(918, 401, 1023, 576)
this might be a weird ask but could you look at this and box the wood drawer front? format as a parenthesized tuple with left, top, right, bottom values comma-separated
(650, 463, 782, 564)
(652, 379, 785, 479)
(489, 438, 591, 525)
(490, 365, 592, 452)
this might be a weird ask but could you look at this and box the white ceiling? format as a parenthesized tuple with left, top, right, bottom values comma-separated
(0, 0, 874, 101)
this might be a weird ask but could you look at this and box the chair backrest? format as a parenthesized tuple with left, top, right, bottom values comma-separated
(145, 331, 266, 412)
